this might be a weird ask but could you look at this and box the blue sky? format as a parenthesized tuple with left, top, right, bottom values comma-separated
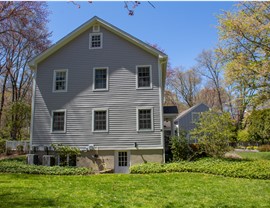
(47, 1, 235, 69)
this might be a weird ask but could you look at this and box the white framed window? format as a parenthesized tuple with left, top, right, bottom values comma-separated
(136, 65, 152, 89)
(89, 33, 103, 49)
(51, 109, 66, 133)
(92, 108, 108, 132)
(136, 107, 154, 132)
(192, 112, 200, 123)
(93, 67, 109, 91)
(53, 69, 68, 92)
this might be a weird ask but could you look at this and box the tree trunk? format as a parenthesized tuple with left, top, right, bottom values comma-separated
(0, 71, 8, 126)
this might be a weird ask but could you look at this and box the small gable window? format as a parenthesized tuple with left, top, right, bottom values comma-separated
(136, 65, 152, 89)
(89, 33, 103, 49)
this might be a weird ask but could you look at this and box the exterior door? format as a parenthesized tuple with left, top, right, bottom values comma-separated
(114, 151, 130, 173)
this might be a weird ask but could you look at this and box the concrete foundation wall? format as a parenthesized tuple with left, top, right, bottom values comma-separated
(77, 149, 163, 173)
(29, 149, 163, 173)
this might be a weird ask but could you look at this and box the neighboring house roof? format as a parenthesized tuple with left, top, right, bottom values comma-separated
(163, 106, 178, 114)
(28, 16, 167, 69)
(174, 103, 209, 123)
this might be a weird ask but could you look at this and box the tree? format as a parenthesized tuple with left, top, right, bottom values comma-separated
(0, 2, 51, 139)
(191, 111, 236, 157)
(167, 67, 201, 107)
(217, 2, 270, 106)
(195, 49, 225, 112)
(246, 109, 270, 144)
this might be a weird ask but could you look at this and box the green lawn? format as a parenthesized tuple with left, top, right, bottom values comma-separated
(236, 151, 270, 160)
(0, 173, 270, 208)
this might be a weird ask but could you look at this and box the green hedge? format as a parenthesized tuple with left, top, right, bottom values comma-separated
(0, 157, 92, 175)
(130, 158, 270, 180)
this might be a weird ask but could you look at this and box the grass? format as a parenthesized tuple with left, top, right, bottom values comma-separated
(236, 151, 270, 160)
(0, 173, 270, 208)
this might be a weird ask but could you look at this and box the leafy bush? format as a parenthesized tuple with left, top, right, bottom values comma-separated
(170, 131, 194, 161)
(16, 144, 24, 154)
(246, 109, 270, 143)
(0, 156, 92, 175)
(237, 129, 250, 142)
(0, 139, 5, 153)
(191, 112, 236, 158)
(130, 158, 270, 180)
(258, 145, 270, 152)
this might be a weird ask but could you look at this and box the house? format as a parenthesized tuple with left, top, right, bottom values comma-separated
(28, 16, 168, 173)
(174, 103, 209, 142)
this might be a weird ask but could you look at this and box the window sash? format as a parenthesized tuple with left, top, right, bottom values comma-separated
(137, 67, 151, 88)
(91, 34, 101, 48)
(52, 111, 65, 132)
(55, 71, 66, 91)
(138, 109, 152, 130)
(118, 151, 128, 167)
(94, 110, 107, 131)
(95, 68, 107, 89)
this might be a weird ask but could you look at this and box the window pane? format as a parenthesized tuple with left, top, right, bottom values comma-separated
(138, 67, 150, 87)
(53, 112, 65, 131)
(55, 71, 66, 91)
(139, 109, 152, 130)
(94, 111, 107, 131)
(118, 152, 127, 167)
(95, 69, 107, 89)
(91, 35, 101, 48)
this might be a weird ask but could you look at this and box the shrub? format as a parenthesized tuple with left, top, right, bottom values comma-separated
(0, 156, 92, 175)
(16, 144, 24, 154)
(246, 109, 270, 144)
(170, 131, 194, 161)
(130, 158, 270, 180)
(258, 145, 270, 152)
(52, 144, 81, 166)
(6, 147, 12, 155)
(0, 139, 5, 153)
(237, 129, 250, 143)
(191, 112, 236, 158)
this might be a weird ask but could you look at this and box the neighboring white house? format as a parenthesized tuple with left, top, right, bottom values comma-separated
(28, 16, 168, 173)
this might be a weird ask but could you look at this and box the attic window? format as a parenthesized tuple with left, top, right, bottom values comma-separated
(92, 25, 100, 32)
(89, 33, 103, 49)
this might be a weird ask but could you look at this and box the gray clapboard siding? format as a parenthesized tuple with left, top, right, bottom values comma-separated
(32, 25, 162, 148)
(175, 103, 209, 132)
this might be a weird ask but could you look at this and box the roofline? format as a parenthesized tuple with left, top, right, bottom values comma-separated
(174, 103, 209, 122)
(28, 16, 167, 69)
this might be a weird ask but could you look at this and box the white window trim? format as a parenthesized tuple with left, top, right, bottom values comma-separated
(136, 65, 152, 90)
(89, 33, 103, 49)
(191, 112, 200, 123)
(93, 67, 109, 91)
(92, 108, 109, 133)
(136, 106, 154, 132)
(52, 69, 68, 93)
(51, 109, 67, 133)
